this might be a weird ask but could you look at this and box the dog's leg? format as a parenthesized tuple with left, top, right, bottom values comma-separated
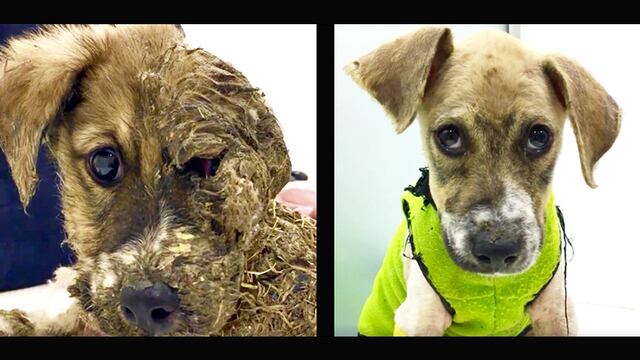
(0, 267, 84, 336)
(394, 258, 452, 336)
(526, 263, 577, 336)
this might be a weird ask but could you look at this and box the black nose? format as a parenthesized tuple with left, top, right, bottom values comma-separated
(120, 281, 180, 336)
(472, 232, 520, 270)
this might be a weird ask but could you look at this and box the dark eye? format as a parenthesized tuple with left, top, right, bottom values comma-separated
(87, 147, 123, 186)
(179, 150, 227, 179)
(526, 124, 552, 154)
(435, 125, 465, 155)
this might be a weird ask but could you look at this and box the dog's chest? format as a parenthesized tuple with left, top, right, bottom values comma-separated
(398, 191, 561, 336)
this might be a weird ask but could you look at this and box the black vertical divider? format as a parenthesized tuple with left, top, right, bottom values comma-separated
(316, 23, 335, 338)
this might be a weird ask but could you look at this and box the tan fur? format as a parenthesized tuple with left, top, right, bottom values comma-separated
(348, 26, 620, 336)
(418, 30, 566, 225)
(543, 55, 622, 188)
(346, 27, 453, 133)
(0, 25, 144, 207)
(347, 28, 620, 215)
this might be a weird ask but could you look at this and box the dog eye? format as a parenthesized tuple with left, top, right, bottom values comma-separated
(179, 150, 227, 179)
(526, 125, 552, 154)
(87, 147, 123, 186)
(435, 125, 465, 155)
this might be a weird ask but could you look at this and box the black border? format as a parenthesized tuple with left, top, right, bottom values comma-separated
(2, 22, 640, 346)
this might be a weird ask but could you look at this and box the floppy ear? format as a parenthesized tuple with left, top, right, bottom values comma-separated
(345, 27, 453, 133)
(0, 25, 104, 208)
(543, 55, 622, 188)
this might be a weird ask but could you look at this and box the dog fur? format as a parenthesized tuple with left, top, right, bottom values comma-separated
(347, 27, 620, 335)
(0, 24, 316, 336)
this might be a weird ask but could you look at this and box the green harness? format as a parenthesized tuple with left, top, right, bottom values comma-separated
(358, 171, 563, 336)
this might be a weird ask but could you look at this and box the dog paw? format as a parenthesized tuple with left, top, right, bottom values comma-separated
(0, 309, 35, 336)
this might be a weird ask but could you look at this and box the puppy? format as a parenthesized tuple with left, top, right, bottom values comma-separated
(0, 25, 316, 336)
(347, 27, 620, 336)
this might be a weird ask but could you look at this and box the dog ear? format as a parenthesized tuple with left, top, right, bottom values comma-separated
(543, 55, 622, 188)
(345, 27, 453, 133)
(0, 25, 103, 208)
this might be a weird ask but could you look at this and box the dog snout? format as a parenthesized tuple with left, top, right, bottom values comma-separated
(471, 230, 521, 272)
(120, 281, 180, 336)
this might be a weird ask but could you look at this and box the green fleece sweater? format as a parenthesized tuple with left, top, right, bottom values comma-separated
(358, 191, 561, 336)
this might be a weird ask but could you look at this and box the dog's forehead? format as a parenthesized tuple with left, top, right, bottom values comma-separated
(71, 29, 261, 157)
(58, 24, 286, 192)
(428, 30, 561, 124)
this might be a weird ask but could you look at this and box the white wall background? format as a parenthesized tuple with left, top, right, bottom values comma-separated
(334, 25, 508, 336)
(183, 25, 317, 191)
(520, 25, 640, 335)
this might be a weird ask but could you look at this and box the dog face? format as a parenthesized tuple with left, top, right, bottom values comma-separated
(348, 28, 620, 274)
(0, 25, 291, 335)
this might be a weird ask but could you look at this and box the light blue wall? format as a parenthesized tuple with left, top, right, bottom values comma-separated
(334, 24, 509, 336)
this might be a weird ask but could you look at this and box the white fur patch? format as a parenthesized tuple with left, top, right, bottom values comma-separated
(150, 215, 169, 252)
(137, 202, 173, 252)
(472, 208, 493, 223)
(500, 181, 535, 221)
(0, 267, 84, 335)
(500, 180, 540, 258)
(92, 254, 118, 290)
(102, 270, 118, 289)
(91, 277, 98, 294)
(118, 251, 137, 265)
(395, 259, 452, 335)
(0, 267, 80, 333)
(439, 211, 470, 258)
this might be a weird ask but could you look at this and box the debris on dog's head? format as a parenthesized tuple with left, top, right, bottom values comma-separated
(0, 24, 316, 336)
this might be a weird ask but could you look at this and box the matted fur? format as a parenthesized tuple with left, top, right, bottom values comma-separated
(0, 25, 316, 336)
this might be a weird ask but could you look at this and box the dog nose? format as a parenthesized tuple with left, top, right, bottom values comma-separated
(472, 233, 520, 270)
(120, 281, 180, 336)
